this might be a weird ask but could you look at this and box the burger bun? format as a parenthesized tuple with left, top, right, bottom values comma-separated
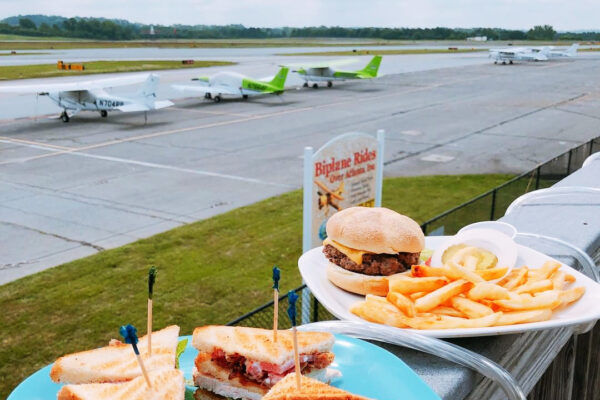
(326, 262, 406, 296)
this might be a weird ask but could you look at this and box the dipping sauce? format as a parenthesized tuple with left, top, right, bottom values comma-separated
(442, 244, 498, 270)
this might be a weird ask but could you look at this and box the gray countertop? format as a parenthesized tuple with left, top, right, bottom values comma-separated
(379, 160, 600, 399)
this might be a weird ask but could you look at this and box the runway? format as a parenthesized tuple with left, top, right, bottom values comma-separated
(1, 54, 599, 284)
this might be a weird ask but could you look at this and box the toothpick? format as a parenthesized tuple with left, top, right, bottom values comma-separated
(287, 290, 301, 391)
(272, 266, 280, 342)
(292, 326, 301, 390)
(148, 267, 157, 357)
(120, 324, 152, 388)
(147, 299, 153, 356)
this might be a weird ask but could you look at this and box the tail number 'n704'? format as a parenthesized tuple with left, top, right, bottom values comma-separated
(97, 99, 125, 108)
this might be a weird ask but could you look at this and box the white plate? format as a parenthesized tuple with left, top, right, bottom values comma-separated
(430, 228, 517, 282)
(299, 236, 600, 338)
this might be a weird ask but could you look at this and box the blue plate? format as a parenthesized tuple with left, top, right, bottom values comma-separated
(8, 334, 439, 400)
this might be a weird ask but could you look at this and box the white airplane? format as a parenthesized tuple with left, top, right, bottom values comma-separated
(0, 74, 173, 122)
(537, 43, 579, 59)
(489, 47, 548, 64)
(172, 67, 289, 103)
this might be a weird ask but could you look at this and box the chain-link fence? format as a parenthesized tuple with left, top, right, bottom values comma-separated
(227, 284, 336, 327)
(228, 137, 599, 327)
(421, 137, 599, 235)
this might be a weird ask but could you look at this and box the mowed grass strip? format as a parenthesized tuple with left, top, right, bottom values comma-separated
(0, 174, 511, 398)
(0, 39, 402, 51)
(280, 48, 488, 56)
(0, 60, 235, 80)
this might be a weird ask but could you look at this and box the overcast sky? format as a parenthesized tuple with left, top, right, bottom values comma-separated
(1, 0, 599, 30)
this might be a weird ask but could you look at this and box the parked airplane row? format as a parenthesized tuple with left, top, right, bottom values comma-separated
(489, 43, 579, 64)
(0, 56, 382, 122)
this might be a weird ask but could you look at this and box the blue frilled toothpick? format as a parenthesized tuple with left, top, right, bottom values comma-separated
(148, 267, 157, 356)
(272, 266, 281, 342)
(287, 290, 302, 390)
(120, 324, 152, 387)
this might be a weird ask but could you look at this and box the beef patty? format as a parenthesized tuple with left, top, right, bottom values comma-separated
(323, 244, 419, 275)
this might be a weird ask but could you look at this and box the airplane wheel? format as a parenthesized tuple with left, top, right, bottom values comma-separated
(61, 112, 70, 123)
(509, 60, 513, 65)
(303, 82, 309, 88)
(502, 61, 506, 65)
(494, 61, 497, 64)
(327, 81, 332, 88)
(312, 83, 318, 89)
(213, 95, 221, 103)
(100, 110, 108, 117)
(242, 94, 249, 100)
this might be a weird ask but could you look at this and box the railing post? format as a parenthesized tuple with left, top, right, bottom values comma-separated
(566, 149, 573, 176)
(312, 296, 319, 322)
(535, 166, 541, 190)
(490, 189, 497, 220)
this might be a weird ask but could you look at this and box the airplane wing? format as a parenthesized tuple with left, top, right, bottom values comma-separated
(172, 84, 241, 96)
(115, 100, 173, 113)
(0, 74, 151, 94)
(154, 100, 174, 109)
(116, 103, 151, 112)
(281, 59, 356, 69)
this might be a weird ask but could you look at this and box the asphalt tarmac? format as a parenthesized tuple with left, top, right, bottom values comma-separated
(1, 54, 599, 284)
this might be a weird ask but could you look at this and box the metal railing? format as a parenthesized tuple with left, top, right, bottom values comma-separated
(420, 137, 599, 235)
(228, 137, 599, 327)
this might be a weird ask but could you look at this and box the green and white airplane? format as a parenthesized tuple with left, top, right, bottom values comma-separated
(291, 55, 382, 88)
(172, 67, 289, 103)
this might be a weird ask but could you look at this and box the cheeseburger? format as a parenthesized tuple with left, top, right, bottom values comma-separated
(322, 207, 424, 296)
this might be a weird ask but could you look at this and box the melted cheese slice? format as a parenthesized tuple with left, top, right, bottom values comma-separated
(323, 237, 370, 265)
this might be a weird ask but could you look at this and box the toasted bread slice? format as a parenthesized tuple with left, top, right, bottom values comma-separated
(192, 326, 334, 365)
(57, 369, 185, 400)
(193, 358, 332, 400)
(263, 373, 372, 400)
(51, 325, 180, 384)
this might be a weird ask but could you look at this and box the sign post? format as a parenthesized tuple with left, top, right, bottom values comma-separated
(301, 130, 385, 324)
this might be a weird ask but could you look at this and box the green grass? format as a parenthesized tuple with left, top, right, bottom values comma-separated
(281, 48, 488, 56)
(0, 39, 401, 51)
(0, 34, 82, 41)
(0, 51, 47, 56)
(0, 60, 234, 80)
(0, 174, 511, 398)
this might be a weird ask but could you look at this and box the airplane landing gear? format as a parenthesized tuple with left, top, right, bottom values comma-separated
(502, 61, 507, 65)
(100, 110, 108, 118)
(60, 111, 70, 123)
(213, 95, 222, 103)
(494, 61, 498, 64)
(312, 83, 319, 89)
(509, 60, 513, 65)
(242, 94, 249, 100)
(204, 93, 212, 100)
(327, 81, 333, 88)
(303, 82, 309, 88)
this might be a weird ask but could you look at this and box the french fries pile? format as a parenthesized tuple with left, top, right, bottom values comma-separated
(350, 260, 585, 330)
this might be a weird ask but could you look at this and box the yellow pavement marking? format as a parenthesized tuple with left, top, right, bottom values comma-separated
(0, 136, 74, 151)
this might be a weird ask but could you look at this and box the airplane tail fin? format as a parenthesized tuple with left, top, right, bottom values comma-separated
(137, 74, 160, 100)
(360, 55, 382, 78)
(567, 43, 579, 56)
(268, 67, 289, 90)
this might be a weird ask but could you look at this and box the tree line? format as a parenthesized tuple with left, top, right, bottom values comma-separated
(1, 16, 599, 42)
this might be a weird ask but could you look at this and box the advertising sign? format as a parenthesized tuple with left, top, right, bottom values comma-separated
(303, 131, 384, 252)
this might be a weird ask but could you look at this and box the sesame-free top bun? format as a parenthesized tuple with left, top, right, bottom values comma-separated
(326, 207, 424, 254)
